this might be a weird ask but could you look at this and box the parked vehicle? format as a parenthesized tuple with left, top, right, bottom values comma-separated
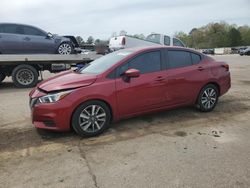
(29, 46, 231, 137)
(238, 47, 247, 54)
(0, 53, 100, 87)
(239, 47, 250, 56)
(202, 49, 214, 55)
(0, 23, 79, 55)
(109, 33, 185, 51)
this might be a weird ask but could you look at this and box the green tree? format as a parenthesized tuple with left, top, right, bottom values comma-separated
(86, 36, 94, 44)
(75, 36, 84, 46)
(175, 31, 191, 47)
(95, 39, 101, 45)
(228, 28, 242, 46)
(238, 25, 250, 46)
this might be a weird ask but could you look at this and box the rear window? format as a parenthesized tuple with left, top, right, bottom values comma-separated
(173, 38, 185, 47)
(146, 34, 161, 44)
(167, 50, 192, 68)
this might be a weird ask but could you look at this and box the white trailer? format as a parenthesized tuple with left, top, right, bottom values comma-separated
(109, 33, 185, 51)
(0, 53, 102, 88)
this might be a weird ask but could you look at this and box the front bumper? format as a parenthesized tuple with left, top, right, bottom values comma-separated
(30, 90, 73, 132)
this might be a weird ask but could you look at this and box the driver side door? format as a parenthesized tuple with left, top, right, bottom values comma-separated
(115, 50, 167, 117)
(22, 25, 55, 53)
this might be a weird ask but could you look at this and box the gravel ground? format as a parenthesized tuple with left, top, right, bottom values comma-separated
(0, 55, 250, 188)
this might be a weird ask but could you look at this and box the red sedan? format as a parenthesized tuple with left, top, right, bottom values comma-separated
(29, 46, 231, 137)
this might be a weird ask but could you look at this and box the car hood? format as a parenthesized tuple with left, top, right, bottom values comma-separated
(52, 34, 71, 43)
(38, 70, 97, 92)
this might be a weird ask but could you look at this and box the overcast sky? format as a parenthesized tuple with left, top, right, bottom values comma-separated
(1, 0, 250, 40)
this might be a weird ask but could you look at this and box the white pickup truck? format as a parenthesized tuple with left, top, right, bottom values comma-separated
(109, 33, 185, 51)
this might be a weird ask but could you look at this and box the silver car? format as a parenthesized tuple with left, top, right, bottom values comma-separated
(0, 23, 77, 54)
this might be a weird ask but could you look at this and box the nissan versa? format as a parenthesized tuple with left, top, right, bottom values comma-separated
(29, 46, 231, 137)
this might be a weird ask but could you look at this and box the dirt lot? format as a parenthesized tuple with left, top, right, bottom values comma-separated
(0, 55, 250, 188)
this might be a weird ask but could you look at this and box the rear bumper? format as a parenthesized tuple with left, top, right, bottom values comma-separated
(220, 73, 231, 96)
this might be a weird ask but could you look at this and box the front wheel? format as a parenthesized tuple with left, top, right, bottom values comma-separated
(196, 84, 219, 112)
(71, 100, 111, 137)
(57, 42, 73, 55)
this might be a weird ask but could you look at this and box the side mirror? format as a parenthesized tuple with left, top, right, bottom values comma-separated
(46, 32, 53, 38)
(124, 68, 140, 78)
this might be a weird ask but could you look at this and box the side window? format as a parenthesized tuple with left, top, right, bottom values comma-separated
(167, 50, 192, 69)
(23, 26, 45, 36)
(2, 25, 20, 34)
(16, 26, 25, 34)
(164, 36, 170, 46)
(173, 38, 184, 47)
(0, 25, 3, 33)
(129, 51, 161, 74)
(117, 63, 129, 76)
(191, 53, 201, 64)
(146, 34, 161, 44)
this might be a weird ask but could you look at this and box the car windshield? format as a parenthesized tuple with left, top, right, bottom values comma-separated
(80, 50, 133, 74)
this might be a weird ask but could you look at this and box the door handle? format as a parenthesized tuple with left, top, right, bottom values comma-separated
(23, 37, 31, 41)
(154, 76, 165, 82)
(197, 66, 204, 71)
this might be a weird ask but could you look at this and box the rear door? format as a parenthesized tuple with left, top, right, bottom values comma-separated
(22, 25, 55, 53)
(163, 49, 205, 105)
(115, 50, 167, 116)
(0, 24, 24, 54)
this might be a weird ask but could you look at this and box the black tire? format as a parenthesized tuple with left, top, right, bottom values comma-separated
(57, 42, 73, 55)
(12, 65, 38, 88)
(196, 84, 219, 112)
(72, 100, 111, 137)
(0, 70, 6, 83)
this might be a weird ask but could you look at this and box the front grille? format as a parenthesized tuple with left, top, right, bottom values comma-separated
(43, 120, 55, 127)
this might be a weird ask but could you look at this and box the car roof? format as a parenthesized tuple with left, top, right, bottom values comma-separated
(0, 22, 36, 27)
(0, 22, 47, 34)
(119, 46, 202, 55)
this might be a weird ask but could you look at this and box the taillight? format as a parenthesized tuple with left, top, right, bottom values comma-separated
(222, 64, 229, 71)
(122, 37, 126, 45)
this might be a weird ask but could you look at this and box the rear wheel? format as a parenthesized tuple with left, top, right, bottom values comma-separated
(196, 84, 219, 112)
(12, 65, 38, 88)
(72, 100, 111, 137)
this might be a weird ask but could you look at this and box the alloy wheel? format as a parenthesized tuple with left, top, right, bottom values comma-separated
(201, 87, 217, 110)
(78, 105, 107, 133)
(58, 43, 72, 54)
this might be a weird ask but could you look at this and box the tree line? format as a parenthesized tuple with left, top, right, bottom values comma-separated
(75, 22, 250, 49)
(175, 22, 250, 49)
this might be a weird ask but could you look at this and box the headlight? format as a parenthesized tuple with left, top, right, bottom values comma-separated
(38, 90, 73, 104)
